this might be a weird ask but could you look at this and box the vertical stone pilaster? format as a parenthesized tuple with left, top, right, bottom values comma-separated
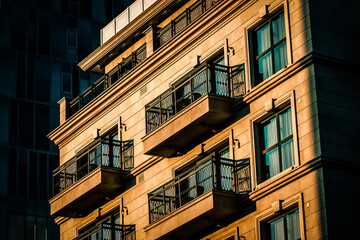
(58, 97, 72, 125)
(143, 25, 158, 57)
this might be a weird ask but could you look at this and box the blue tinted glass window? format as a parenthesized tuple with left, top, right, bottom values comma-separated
(254, 13, 287, 84)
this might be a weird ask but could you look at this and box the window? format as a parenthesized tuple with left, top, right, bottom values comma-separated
(77, 210, 136, 240)
(258, 107, 294, 182)
(263, 209, 301, 240)
(253, 12, 287, 84)
(67, 28, 77, 47)
(62, 73, 72, 93)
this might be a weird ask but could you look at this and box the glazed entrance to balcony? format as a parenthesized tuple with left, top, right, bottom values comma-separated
(75, 223, 136, 240)
(145, 156, 250, 239)
(142, 63, 245, 157)
(50, 139, 134, 217)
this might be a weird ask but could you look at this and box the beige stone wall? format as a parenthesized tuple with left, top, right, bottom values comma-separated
(51, 0, 333, 239)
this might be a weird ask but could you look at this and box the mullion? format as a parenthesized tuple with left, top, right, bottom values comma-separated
(255, 36, 286, 61)
(262, 134, 292, 155)
(269, 18, 276, 76)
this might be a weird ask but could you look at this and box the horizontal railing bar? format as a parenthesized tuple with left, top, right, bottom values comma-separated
(148, 156, 234, 199)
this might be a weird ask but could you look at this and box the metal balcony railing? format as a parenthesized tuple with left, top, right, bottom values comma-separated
(157, 0, 222, 48)
(75, 223, 135, 240)
(148, 156, 251, 224)
(52, 139, 134, 197)
(145, 63, 245, 134)
(69, 44, 146, 118)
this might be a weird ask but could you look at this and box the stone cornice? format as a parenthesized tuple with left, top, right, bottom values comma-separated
(48, 0, 248, 147)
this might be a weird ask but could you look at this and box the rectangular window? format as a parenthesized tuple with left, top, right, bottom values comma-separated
(263, 209, 301, 240)
(62, 73, 72, 93)
(253, 12, 287, 84)
(67, 28, 77, 47)
(258, 107, 294, 182)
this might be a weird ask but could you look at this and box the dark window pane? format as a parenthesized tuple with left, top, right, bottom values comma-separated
(19, 101, 33, 148)
(16, 53, 26, 98)
(67, 29, 77, 47)
(8, 214, 25, 240)
(27, 55, 35, 100)
(0, 148, 9, 195)
(49, 154, 59, 197)
(0, 50, 16, 98)
(39, 153, 48, 200)
(51, 13, 66, 58)
(25, 216, 36, 240)
(8, 149, 17, 196)
(62, 73, 72, 93)
(11, 7, 27, 51)
(38, 12, 50, 55)
(35, 56, 50, 102)
(18, 150, 28, 198)
(37, 217, 47, 240)
(35, 104, 50, 151)
(29, 151, 38, 200)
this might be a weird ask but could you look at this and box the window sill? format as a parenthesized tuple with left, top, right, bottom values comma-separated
(243, 53, 313, 104)
(249, 156, 322, 201)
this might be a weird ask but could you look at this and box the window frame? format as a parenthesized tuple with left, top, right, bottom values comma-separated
(66, 28, 77, 48)
(253, 12, 288, 85)
(249, 92, 299, 189)
(244, 4, 292, 90)
(258, 106, 294, 182)
(61, 72, 73, 94)
(255, 193, 305, 240)
(261, 208, 301, 240)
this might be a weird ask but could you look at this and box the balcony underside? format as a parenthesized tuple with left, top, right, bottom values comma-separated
(50, 167, 125, 218)
(145, 190, 240, 240)
(142, 94, 234, 157)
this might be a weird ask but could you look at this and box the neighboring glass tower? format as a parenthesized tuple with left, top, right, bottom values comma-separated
(0, 0, 135, 239)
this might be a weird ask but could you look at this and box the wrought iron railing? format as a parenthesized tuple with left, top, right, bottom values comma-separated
(75, 223, 135, 240)
(69, 44, 146, 117)
(157, 0, 222, 47)
(52, 139, 134, 196)
(148, 156, 251, 224)
(145, 63, 245, 134)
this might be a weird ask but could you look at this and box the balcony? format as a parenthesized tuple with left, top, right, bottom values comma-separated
(75, 223, 135, 240)
(145, 156, 251, 239)
(157, 0, 222, 48)
(50, 139, 134, 217)
(69, 45, 146, 118)
(142, 63, 245, 157)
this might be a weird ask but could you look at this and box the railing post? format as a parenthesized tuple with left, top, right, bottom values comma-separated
(171, 20, 175, 38)
(162, 189, 166, 217)
(209, 64, 216, 94)
(215, 156, 222, 190)
(201, 0, 206, 13)
(227, 66, 231, 97)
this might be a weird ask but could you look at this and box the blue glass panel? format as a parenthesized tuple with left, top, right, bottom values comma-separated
(279, 108, 292, 140)
(263, 117, 277, 149)
(286, 210, 301, 240)
(274, 41, 288, 73)
(272, 13, 286, 44)
(265, 147, 280, 178)
(256, 23, 271, 54)
(270, 217, 285, 240)
(257, 51, 273, 81)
